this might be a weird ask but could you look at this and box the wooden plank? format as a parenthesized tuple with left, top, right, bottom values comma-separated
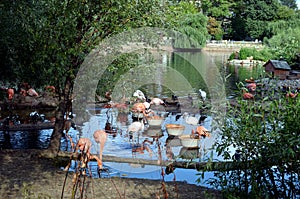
(57, 151, 247, 171)
(0, 122, 54, 131)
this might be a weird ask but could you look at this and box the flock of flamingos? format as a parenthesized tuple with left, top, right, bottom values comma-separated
(62, 88, 212, 172)
(8, 76, 299, 171)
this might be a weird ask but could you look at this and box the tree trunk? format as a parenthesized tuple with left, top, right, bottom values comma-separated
(43, 76, 73, 158)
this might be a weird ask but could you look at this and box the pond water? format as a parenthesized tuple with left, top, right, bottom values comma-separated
(1, 50, 243, 186)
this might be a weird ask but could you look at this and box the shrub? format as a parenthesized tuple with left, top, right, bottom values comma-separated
(204, 86, 300, 198)
(228, 47, 273, 61)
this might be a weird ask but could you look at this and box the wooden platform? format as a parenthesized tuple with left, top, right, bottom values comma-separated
(0, 122, 54, 131)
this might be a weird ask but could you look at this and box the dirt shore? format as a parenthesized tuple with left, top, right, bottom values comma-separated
(0, 150, 221, 199)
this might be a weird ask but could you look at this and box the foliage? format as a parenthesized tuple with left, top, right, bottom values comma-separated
(207, 17, 224, 40)
(0, 0, 166, 90)
(165, 1, 209, 48)
(207, 87, 300, 198)
(201, 0, 235, 20)
(231, 0, 281, 40)
(96, 51, 160, 99)
(0, 1, 35, 84)
(165, 1, 198, 27)
(200, 0, 235, 39)
(228, 47, 273, 61)
(199, 0, 300, 44)
(264, 26, 300, 64)
(265, 9, 300, 39)
(279, 0, 298, 10)
(174, 13, 209, 48)
(97, 53, 138, 96)
(0, 0, 170, 153)
(275, 4, 297, 20)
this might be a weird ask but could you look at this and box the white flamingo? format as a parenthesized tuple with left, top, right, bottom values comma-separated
(133, 90, 146, 101)
(149, 97, 165, 106)
(127, 121, 145, 142)
(199, 89, 206, 101)
(183, 112, 198, 125)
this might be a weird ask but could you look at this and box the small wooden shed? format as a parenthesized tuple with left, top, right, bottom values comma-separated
(263, 60, 291, 80)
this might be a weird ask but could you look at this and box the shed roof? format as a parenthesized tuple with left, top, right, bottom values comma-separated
(264, 60, 291, 70)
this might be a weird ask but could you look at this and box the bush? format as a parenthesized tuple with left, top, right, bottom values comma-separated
(205, 87, 300, 198)
(228, 47, 273, 61)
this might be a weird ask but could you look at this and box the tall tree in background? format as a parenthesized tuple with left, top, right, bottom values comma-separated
(231, 0, 280, 40)
(165, 1, 209, 47)
(201, 0, 235, 39)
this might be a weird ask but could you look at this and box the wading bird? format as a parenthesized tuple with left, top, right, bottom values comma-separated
(7, 88, 14, 100)
(133, 90, 146, 101)
(183, 112, 198, 126)
(131, 102, 148, 116)
(286, 91, 298, 98)
(68, 137, 103, 171)
(127, 120, 145, 142)
(149, 97, 166, 106)
(93, 130, 108, 169)
(199, 89, 207, 101)
(195, 126, 211, 138)
(45, 85, 56, 93)
(27, 88, 39, 97)
(242, 89, 254, 100)
(247, 83, 256, 92)
(64, 119, 77, 151)
(131, 139, 153, 158)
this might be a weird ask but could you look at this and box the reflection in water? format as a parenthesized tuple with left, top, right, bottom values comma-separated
(0, 129, 53, 149)
(0, 131, 12, 149)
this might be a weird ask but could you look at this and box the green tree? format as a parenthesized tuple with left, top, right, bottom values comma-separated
(266, 10, 300, 37)
(264, 26, 300, 64)
(201, 0, 235, 19)
(231, 0, 281, 40)
(201, 0, 235, 39)
(0, 1, 36, 85)
(165, 1, 209, 48)
(207, 17, 223, 40)
(0, 0, 166, 156)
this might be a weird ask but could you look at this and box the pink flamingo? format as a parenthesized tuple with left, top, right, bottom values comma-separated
(131, 102, 150, 119)
(131, 139, 153, 157)
(45, 85, 56, 93)
(27, 88, 39, 97)
(76, 137, 92, 154)
(71, 137, 102, 171)
(131, 102, 146, 113)
(7, 88, 14, 100)
(247, 83, 256, 92)
(19, 88, 27, 96)
(93, 130, 108, 169)
(242, 89, 254, 100)
(194, 126, 211, 138)
(64, 119, 76, 151)
(286, 92, 298, 98)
